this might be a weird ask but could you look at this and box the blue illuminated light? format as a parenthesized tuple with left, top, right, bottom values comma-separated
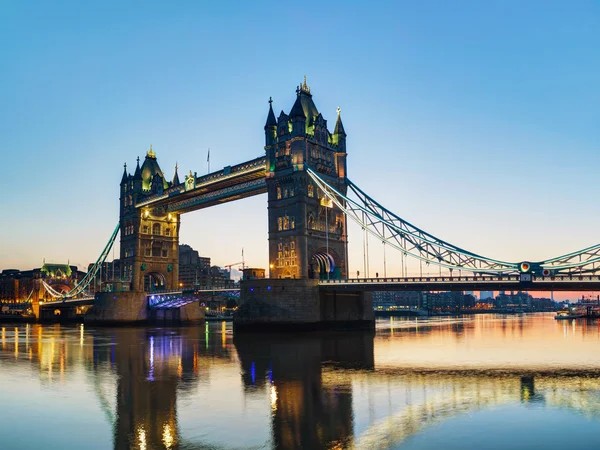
(267, 286, 271, 290)
(251, 361, 256, 384)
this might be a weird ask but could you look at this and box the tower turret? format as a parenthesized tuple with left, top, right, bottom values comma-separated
(332, 106, 347, 150)
(265, 97, 277, 146)
(121, 163, 128, 185)
(172, 163, 180, 186)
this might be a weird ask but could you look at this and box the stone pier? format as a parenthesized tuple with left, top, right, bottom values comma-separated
(234, 279, 374, 331)
(85, 292, 204, 325)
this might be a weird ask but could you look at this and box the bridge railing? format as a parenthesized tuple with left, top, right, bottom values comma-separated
(320, 275, 600, 285)
(319, 276, 522, 284)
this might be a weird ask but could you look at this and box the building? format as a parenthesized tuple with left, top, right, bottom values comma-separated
(265, 79, 348, 279)
(372, 291, 422, 310)
(178, 244, 211, 288)
(423, 291, 476, 311)
(1, 263, 87, 303)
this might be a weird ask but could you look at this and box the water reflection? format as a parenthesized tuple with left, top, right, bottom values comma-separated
(1, 315, 600, 449)
(234, 332, 374, 449)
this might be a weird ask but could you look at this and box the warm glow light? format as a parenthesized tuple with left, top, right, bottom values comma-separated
(162, 423, 174, 449)
(270, 385, 278, 410)
(138, 427, 147, 450)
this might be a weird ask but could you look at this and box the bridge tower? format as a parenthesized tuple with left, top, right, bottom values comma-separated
(265, 79, 348, 279)
(120, 147, 181, 291)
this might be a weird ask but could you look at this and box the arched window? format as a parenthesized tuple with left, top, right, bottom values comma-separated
(152, 223, 161, 235)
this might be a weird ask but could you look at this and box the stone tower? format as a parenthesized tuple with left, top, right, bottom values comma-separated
(120, 147, 180, 292)
(265, 79, 348, 279)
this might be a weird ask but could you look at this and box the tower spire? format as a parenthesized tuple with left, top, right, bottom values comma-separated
(121, 162, 128, 184)
(334, 106, 346, 136)
(265, 96, 277, 128)
(172, 162, 180, 185)
(134, 156, 142, 179)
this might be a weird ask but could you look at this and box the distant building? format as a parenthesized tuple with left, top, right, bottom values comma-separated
(1, 264, 86, 303)
(178, 244, 236, 289)
(178, 244, 211, 288)
(424, 291, 474, 311)
(243, 268, 265, 280)
(372, 291, 422, 310)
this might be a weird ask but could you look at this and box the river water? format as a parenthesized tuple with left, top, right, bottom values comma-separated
(1, 314, 600, 449)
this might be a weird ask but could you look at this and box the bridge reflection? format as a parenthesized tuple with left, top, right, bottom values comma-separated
(3, 322, 600, 449)
(234, 332, 375, 449)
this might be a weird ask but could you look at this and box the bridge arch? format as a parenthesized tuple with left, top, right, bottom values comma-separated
(144, 272, 166, 292)
(310, 249, 341, 279)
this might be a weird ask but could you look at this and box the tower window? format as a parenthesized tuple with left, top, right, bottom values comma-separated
(152, 223, 161, 235)
(277, 217, 282, 231)
(277, 187, 282, 199)
(308, 185, 314, 198)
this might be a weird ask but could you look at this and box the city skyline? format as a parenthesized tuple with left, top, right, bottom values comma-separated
(1, 1, 599, 301)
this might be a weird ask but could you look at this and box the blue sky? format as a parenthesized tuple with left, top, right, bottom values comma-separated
(1, 1, 599, 289)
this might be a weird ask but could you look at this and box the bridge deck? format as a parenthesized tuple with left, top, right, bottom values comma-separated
(319, 275, 600, 292)
(136, 156, 267, 213)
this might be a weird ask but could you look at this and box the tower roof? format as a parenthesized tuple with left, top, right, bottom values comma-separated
(140, 146, 168, 190)
(172, 163, 180, 185)
(121, 163, 128, 184)
(133, 156, 142, 179)
(289, 77, 319, 121)
(265, 97, 277, 128)
(334, 107, 346, 136)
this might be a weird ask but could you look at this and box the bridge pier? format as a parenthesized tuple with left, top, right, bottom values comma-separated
(234, 279, 374, 332)
(84, 292, 205, 325)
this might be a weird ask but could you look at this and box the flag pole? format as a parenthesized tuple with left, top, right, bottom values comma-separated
(207, 148, 210, 174)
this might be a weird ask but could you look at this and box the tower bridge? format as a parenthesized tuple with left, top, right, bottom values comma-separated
(41, 78, 600, 327)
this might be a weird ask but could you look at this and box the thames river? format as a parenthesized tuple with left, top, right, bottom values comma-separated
(1, 314, 600, 449)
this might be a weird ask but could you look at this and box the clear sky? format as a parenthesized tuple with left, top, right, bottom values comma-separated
(1, 1, 598, 299)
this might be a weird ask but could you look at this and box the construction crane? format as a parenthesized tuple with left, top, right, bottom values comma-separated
(224, 261, 245, 272)
(224, 248, 246, 274)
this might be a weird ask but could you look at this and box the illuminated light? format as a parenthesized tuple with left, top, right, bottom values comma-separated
(138, 427, 147, 450)
(320, 196, 333, 208)
(269, 264, 274, 269)
(144, 210, 149, 218)
(267, 286, 271, 291)
(270, 385, 278, 410)
(162, 424, 175, 449)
